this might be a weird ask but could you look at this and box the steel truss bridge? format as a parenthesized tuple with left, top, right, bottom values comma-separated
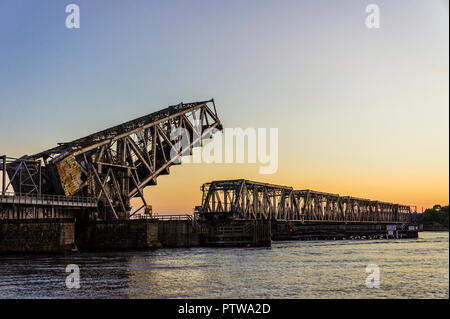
(198, 179, 413, 223)
(1, 100, 221, 219)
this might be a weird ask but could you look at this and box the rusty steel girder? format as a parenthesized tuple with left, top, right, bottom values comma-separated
(198, 179, 412, 223)
(12, 100, 222, 219)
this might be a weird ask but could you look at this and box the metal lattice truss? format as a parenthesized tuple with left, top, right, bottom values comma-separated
(1, 156, 41, 196)
(199, 179, 412, 223)
(18, 100, 221, 219)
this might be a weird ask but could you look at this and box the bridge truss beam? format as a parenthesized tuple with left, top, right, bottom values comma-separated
(199, 179, 412, 223)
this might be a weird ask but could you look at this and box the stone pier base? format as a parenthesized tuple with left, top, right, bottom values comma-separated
(158, 220, 200, 247)
(0, 218, 76, 254)
(75, 219, 162, 251)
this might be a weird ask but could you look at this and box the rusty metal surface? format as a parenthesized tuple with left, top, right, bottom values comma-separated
(55, 155, 83, 196)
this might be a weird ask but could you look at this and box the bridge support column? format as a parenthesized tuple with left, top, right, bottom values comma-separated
(1, 155, 6, 196)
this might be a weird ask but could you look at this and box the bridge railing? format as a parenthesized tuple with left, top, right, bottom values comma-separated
(152, 214, 193, 221)
(135, 213, 200, 231)
(0, 192, 97, 206)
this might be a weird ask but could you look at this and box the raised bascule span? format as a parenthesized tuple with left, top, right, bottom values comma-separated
(198, 179, 413, 224)
(1, 100, 222, 219)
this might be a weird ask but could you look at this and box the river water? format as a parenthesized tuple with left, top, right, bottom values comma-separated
(0, 232, 448, 299)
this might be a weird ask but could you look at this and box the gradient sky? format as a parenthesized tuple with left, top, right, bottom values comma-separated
(0, 0, 448, 213)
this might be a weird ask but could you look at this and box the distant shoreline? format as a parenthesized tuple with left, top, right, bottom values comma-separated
(419, 222, 449, 232)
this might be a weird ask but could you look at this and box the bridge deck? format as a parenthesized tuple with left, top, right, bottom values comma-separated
(0, 193, 97, 208)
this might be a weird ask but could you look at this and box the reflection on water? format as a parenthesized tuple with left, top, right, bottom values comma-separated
(0, 232, 448, 298)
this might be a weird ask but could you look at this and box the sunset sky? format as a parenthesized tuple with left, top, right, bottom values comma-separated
(0, 0, 448, 213)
